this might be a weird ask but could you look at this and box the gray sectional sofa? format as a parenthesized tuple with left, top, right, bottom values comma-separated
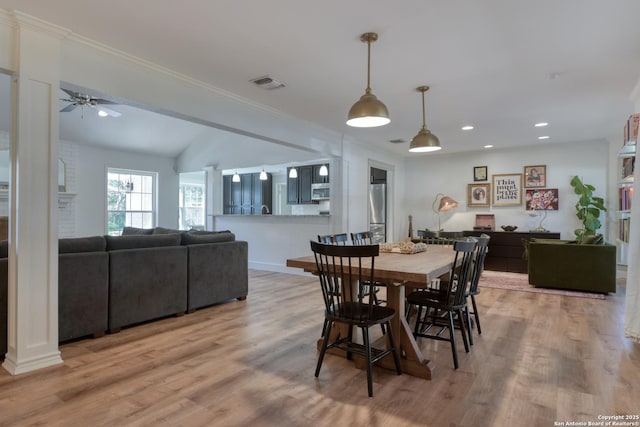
(0, 228, 248, 357)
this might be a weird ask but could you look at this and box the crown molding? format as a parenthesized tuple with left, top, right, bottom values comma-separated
(10, 11, 70, 39)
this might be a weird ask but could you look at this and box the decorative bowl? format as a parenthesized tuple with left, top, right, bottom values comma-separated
(501, 225, 518, 232)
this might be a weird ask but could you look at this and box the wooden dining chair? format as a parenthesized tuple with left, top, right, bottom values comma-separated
(465, 234, 490, 342)
(406, 239, 477, 369)
(310, 240, 402, 397)
(317, 233, 348, 245)
(351, 231, 386, 333)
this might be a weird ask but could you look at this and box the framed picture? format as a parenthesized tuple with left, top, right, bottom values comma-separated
(473, 166, 488, 182)
(492, 173, 523, 206)
(524, 165, 546, 188)
(525, 188, 559, 210)
(467, 183, 490, 207)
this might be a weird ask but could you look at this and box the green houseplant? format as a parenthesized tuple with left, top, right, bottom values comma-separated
(569, 175, 607, 241)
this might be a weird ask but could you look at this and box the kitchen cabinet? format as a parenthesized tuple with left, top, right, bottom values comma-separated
(287, 166, 313, 204)
(223, 172, 272, 215)
(312, 164, 330, 184)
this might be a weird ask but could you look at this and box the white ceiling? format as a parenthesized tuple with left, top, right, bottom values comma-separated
(2, 0, 640, 158)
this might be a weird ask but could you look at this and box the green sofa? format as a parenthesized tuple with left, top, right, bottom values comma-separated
(526, 238, 616, 294)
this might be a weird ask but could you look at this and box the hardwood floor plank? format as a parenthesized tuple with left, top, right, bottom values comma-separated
(0, 269, 637, 427)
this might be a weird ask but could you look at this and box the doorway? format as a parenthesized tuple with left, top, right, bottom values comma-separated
(368, 166, 387, 243)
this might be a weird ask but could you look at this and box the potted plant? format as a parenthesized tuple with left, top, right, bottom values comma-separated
(569, 175, 607, 241)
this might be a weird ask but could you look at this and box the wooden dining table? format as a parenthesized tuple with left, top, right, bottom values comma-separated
(286, 244, 458, 380)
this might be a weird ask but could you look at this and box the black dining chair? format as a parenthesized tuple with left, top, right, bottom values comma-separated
(317, 233, 348, 245)
(310, 240, 402, 397)
(465, 234, 490, 342)
(406, 239, 477, 369)
(351, 231, 386, 334)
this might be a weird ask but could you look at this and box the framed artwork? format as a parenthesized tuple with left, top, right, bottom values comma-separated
(467, 183, 490, 207)
(492, 173, 523, 206)
(473, 166, 488, 182)
(524, 165, 546, 188)
(525, 188, 559, 210)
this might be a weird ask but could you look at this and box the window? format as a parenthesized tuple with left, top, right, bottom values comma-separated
(179, 171, 205, 230)
(107, 169, 156, 235)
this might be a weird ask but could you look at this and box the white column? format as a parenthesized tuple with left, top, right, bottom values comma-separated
(2, 12, 67, 374)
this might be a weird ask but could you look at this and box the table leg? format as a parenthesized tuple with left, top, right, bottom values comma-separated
(375, 283, 434, 379)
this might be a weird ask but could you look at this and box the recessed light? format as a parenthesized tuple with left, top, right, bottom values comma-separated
(461, 125, 474, 131)
(483, 144, 493, 148)
(534, 122, 548, 127)
(538, 136, 550, 140)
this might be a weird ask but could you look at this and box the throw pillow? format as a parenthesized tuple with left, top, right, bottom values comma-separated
(581, 234, 604, 245)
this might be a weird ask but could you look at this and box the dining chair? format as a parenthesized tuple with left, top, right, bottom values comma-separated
(351, 231, 386, 334)
(310, 240, 402, 397)
(406, 239, 477, 369)
(317, 233, 348, 245)
(465, 234, 490, 342)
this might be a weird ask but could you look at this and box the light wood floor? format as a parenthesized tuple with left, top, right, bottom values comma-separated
(0, 270, 638, 427)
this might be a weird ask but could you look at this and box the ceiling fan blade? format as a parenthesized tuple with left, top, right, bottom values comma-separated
(96, 106, 122, 118)
(60, 103, 78, 113)
(61, 88, 80, 98)
(93, 98, 118, 105)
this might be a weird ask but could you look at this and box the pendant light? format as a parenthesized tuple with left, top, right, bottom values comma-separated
(259, 169, 268, 180)
(346, 32, 390, 128)
(289, 167, 298, 178)
(319, 164, 328, 176)
(409, 86, 441, 153)
(232, 170, 240, 182)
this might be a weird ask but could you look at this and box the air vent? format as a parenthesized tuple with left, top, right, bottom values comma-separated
(250, 75, 286, 90)
(389, 139, 406, 144)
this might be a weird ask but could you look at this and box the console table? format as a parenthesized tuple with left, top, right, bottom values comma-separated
(463, 230, 560, 273)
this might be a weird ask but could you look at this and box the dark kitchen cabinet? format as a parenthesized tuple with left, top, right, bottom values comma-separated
(223, 175, 242, 214)
(251, 173, 272, 215)
(312, 164, 330, 184)
(288, 166, 313, 204)
(223, 172, 272, 215)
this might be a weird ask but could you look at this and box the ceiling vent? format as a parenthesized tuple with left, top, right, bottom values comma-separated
(250, 75, 286, 90)
(389, 139, 406, 144)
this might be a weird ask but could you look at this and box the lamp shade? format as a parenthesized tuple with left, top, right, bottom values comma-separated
(409, 86, 441, 153)
(232, 171, 240, 183)
(346, 32, 390, 128)
(319, 164, 328, 176)
(289, 167, 298, 178)
(347, 92, 390, 128)
(409, 128, 442, 152)
(438, 196, 458, 212)
(259, 169, 268, 180)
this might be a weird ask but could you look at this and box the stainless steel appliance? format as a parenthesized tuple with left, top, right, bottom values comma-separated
(368, 183, 386, 243)
(311, 183, 330, 200)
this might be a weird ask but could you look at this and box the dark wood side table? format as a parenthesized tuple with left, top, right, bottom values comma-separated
(463, 230, 561, 273)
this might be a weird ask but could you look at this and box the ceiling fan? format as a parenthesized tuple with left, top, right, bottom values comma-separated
(59, 88, 122, 118)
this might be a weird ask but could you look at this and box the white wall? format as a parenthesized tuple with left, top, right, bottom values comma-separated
(73, 142, 179, 237)
(402, 140, 610, 240)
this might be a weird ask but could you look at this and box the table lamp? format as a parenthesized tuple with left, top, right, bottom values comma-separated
(432, 193, 458, 231)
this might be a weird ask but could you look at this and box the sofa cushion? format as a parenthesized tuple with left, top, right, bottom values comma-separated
(121, 226, 153, 235)
(181, 231, 235, 245)
(105, 233, 182, 251)
(153, 227, 181, 234)
(59, 236, 107, 254)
